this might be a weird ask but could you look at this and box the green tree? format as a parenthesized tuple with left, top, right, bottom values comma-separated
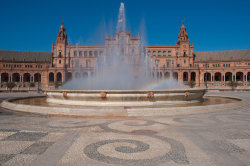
(6, 82, 16, 91)
(228, 81, 238, 91)
(188, 80, 195, 88)
(29, 82, 35, 88)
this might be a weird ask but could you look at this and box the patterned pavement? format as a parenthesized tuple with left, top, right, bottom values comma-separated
(0, 92, 250, 166)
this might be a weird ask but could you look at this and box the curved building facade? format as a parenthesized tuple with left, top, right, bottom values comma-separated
(0, 21, 250, 90)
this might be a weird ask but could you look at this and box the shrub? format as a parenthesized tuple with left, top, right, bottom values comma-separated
(188, 80, 195, 88)
(228, 81, 238, 90)
(6, 82, 16, 91)
(29, 82, 35, 87)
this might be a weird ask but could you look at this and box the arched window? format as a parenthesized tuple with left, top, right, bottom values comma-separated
(204, 73, 211, 82)
(66, 72, 72, 81)
(173, 72, 178, 80)
(164, 72, 170, 79)
(49, 72, 54, 83)
(82, 72, 88, 79)
(183, 72, 188, 82)
(57, 72, 62, 82)
(1, 73, 9, 82)
(12, 73, 20, 82)
(214, 72, 222, 81)
(225, 72, 232, 81)
(236, 72, 243, 81)
(34, 73, 41, 82)
(75, 72, 80, 78)
(191, 72, 196, 81)
(23, 73, 31, 82)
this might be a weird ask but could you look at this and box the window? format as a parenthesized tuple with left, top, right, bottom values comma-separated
(172, 60, 174, 64)
(74, 51, 77, 57)
(168, 51, 171, 56)
(184, 59, 186, 63)
(59, 60, 61, 64)
(163, 51, 166, 56)
(176, 51, 179, 55)
(100, 51, 103, 56)
(75, 60, 79, 67)
(147, 51, 151, 56)
(79, 51, 82, 57)
(153, 51, 156, 57)
(59, 51, 62, 58)
(183, 52, 187, 57)
(86, 60, 90, 68)
(89, 51, 93, 57)
(84, 51, 88, 57)
(94, 51, 98, 57)
(166, 60, 170, 68)
(158, 51, 161, 56)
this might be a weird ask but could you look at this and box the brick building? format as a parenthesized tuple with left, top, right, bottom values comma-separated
(0, 21, 250, 90)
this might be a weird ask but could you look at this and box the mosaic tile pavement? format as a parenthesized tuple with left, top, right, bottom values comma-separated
(0, 92, 250, 166)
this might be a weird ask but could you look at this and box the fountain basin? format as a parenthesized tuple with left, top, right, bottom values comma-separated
(45, 89, 206, 106)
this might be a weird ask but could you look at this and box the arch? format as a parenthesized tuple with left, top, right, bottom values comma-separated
(82, 72, 88, 79)
(75, 72, 80, 78)
(225, 72, 232, 81)
(56, 72, 62, 82)
(183, 72, 188, 82)
(66, 72, 72, 81)
(236, 72, 243, 81)
(204, 72, 211, 82)
(191, 72, 196, 81)
(49, 72, 54, 83)
(173, 72, 178, 80)
(1, 73, 9, 82)
(12, 73, 20, 82)
(34, 73, 41, 82)
(23, 73, 30, 82)
(214, 72, 222, 81)
(157, 72, 162, 79)
(164, 72, 170, 79)
(247, 72, 250, 81)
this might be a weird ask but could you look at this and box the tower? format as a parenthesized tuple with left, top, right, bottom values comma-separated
(177, 21, 189, 44)
(176, 21, 194, 68)
(51, 20, 68, 83)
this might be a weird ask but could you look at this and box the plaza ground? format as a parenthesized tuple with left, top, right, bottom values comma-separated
(0, 92, 250, 166)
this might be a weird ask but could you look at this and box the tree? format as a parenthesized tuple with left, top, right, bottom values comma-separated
(54, 82, 61, 89)
(29, 82, 35, 88)
(6, 82, 16, 92)
(228, 81, 238, 91)
(188, 80, 195, 88)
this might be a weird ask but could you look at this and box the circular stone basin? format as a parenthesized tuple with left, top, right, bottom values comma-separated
(45, 89, 206, 106)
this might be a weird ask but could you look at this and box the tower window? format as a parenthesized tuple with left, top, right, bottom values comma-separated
(59, 60, 61, 64)
(59, 51, 62, 58)
(183, 52, 187, 57)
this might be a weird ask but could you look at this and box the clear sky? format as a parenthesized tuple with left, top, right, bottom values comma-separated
(0, 0, 249, 52)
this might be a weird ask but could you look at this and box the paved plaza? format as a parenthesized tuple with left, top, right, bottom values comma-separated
(0, 92, 250, 166)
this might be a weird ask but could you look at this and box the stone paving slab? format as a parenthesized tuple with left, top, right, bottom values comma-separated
(0, 92, 249, 165)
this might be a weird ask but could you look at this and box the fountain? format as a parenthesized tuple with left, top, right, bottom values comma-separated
(46, 2, 205, 107)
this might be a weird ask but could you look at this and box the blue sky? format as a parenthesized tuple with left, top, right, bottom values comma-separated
(0, 0, 249, 52)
